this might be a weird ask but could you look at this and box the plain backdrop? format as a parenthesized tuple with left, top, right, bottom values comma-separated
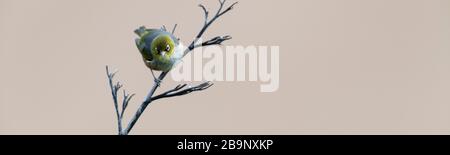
(1, 0, 450, 134)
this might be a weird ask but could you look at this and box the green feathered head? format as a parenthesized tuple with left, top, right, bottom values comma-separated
(151, 35, 176, 61)
(134, 26, 182, 71)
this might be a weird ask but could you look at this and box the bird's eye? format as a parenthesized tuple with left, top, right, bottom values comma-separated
(165, 44, 170, 51)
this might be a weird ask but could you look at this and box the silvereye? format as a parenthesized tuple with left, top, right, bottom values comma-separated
(134, 26, 183, 82)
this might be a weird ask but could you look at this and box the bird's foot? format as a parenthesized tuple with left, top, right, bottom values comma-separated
(154, 78, 162, 87)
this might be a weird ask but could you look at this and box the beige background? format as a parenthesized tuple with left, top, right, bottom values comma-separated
(1, 0, 450, 135)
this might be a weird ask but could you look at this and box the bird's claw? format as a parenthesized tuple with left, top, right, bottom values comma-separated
(154, 78, 162, 86)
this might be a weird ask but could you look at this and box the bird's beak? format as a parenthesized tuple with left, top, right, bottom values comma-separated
(161, 51, 166, 57)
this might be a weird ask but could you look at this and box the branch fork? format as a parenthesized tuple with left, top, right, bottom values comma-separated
(106, 0, 237, 135)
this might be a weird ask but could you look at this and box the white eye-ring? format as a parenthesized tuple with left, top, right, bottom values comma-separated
(165, 44, 171, 51)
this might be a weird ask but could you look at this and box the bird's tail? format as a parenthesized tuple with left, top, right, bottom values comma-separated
(134, 26, 147, 37)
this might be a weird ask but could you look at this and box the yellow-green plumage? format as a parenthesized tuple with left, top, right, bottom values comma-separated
(135, 26, 183, 72)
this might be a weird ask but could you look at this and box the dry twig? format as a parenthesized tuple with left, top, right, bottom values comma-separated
(106, 0, 237, 135)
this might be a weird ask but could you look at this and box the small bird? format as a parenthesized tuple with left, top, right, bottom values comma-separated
(134, 26, 183, 83)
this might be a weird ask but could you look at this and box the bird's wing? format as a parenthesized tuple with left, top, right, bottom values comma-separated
(136, 37, 153, 61)
(134, 26, 161, 37)
(135, 38, 144, 52)
(134, 26, 146, 37)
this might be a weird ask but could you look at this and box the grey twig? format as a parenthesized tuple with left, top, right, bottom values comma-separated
(121, 90, 135, 119)
(152, 82, 214, 101)
(106, 66, 128, 135)
(122, 71, 168, 134)
(171, 24, 178, 35)
(106, 0, 237, 135)
(199, 4, 209, 25)
(185, 0, 238, 56)
(193, 35, 232, 49)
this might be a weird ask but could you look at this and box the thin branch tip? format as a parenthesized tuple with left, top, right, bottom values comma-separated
(108, 0, 236, 135)
(171, 24, 178, 34)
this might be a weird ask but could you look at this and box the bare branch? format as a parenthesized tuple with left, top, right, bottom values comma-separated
(193, 35, 232, 49)
(151, 82, 213, 101)
(163, 84, 188, 95)
(185, 0, 238, 56)
(171, 24, 178, 35)
(198, 4, 209, 26)
(218, 1, 238, 17)
(216, 0, 225, 15)
(122, 71, 168, 134)
(107, 1, 237, 135)
(121, 89, 135, 118)
(106, 65, 123, 135)
(125, 94, 135, 111)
